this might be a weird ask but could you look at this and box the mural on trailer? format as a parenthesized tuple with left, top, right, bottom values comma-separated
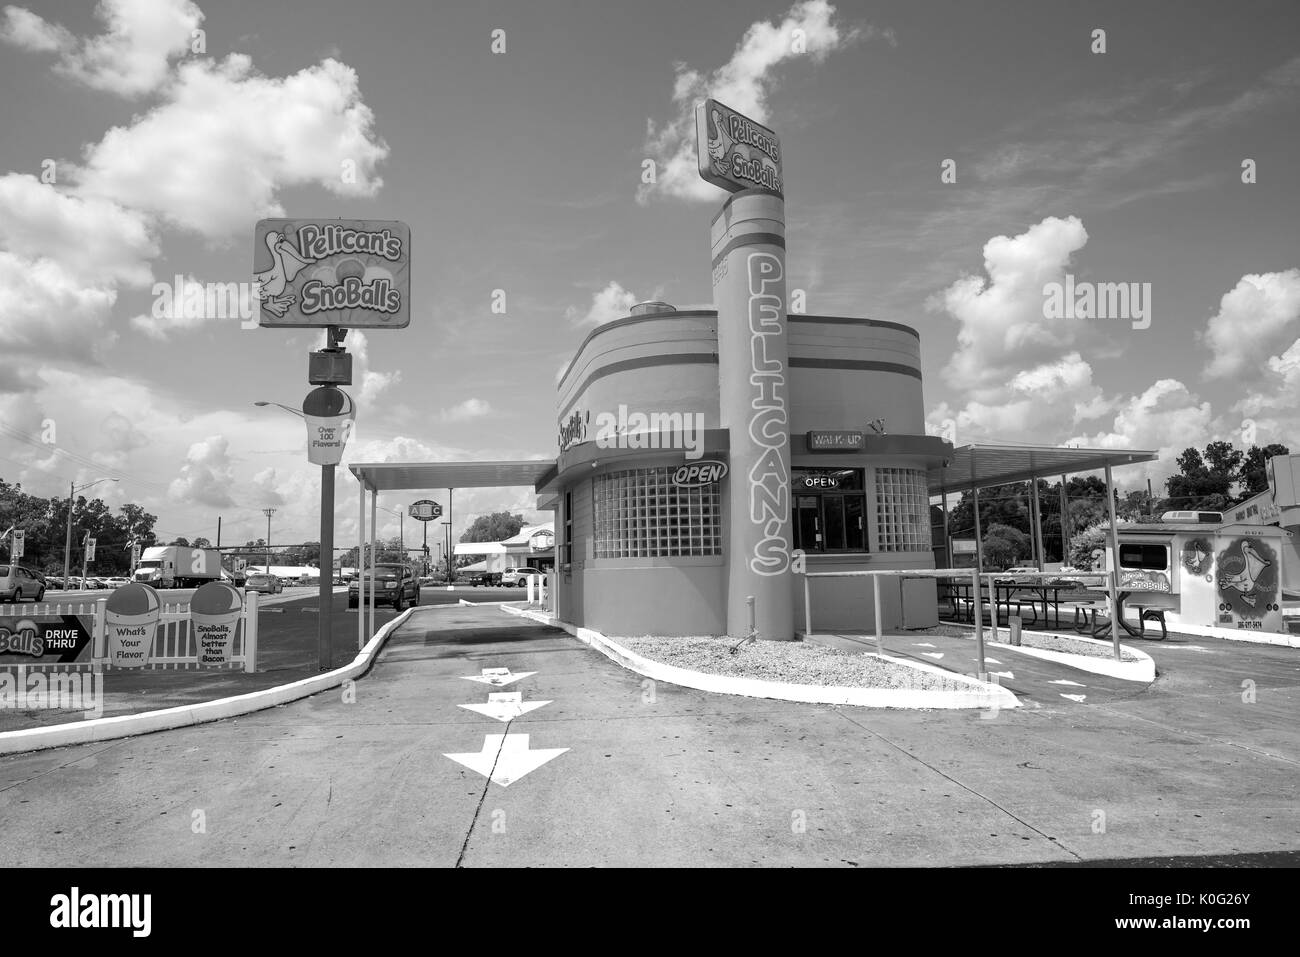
(1118, 568, 1172, 592)
(1216, 537, 1280, 627)
(1181, 537, 1214, 577)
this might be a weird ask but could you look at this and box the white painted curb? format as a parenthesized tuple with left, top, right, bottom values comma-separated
(0, 607, 417, 756)
(503, 605, 1019, 710)
(989, 629, 1156, 682)
(1156, 622, 1300, 648)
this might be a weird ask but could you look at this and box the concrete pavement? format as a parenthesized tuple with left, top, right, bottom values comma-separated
(1, 604, 1297, 866)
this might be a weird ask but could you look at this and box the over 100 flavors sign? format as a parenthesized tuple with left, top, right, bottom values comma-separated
(253, 219, 411, 328)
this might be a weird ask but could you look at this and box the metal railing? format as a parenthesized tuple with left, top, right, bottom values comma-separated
(976, 569, 1122, 661)
(799, 567, 989, 675)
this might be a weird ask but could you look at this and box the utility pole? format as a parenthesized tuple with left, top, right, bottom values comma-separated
(263, 508, 276, 573)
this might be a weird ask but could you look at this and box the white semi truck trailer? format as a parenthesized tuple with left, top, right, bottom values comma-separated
(132, 546, 223, 589)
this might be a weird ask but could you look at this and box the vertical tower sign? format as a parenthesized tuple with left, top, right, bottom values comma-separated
(701, 100, 793, 640)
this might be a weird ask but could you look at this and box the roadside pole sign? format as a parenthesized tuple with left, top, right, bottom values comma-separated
(409, 500, 443, 521)
(85, 538, 96, 562)
(695, 98, 783, 196)
(10, 530, 23, 559)
(253, 219, 412, 329)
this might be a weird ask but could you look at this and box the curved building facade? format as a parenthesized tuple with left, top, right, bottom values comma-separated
(540, 305, 952, 638)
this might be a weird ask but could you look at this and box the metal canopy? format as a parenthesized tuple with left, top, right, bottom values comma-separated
(928, 444, 1158, 495)
(349, 460, 556, 492)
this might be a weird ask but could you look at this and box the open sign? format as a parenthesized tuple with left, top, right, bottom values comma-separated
(672, 460, 728, 487)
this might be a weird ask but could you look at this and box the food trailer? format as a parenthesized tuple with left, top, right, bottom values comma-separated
(1096, 520, 1290, 635)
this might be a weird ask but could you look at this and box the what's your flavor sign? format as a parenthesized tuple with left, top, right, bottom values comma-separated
(695, 98, 783, 196)
(253, 219, 411, 329)
(105, 583, 161, 668)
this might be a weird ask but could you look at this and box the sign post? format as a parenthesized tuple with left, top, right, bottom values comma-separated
(409, 500, 443, 577)
(303, 386, 356, 670)
(81, 535, 95, 587)
(10, 529, 23, 560)
(254, 217, 410, 669)
(698, 97, 792, 640)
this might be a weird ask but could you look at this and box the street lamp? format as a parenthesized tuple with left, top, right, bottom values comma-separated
(442, 520, 452, 580)
(64, 478, 119, 588)
(377, 505, 405, 565)
(262, 508, 276, 573)
(252, 400, 304, 418)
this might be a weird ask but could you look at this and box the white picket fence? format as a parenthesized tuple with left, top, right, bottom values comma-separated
(0, 592, 259, 672)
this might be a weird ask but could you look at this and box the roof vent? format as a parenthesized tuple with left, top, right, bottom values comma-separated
(629, 301, 675, 316)
(1160, 510, 1223, 524)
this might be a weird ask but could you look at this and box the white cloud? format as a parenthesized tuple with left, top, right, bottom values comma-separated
(74, 54, 389, 238)
(0, 255, 119, 365)
(1201, 269, 1300, 378)
(168, 434, 235, 507)
(337, 329, 400, 403)
(566, 280, 638, 326)
(0, 5, 73, 53)
(0, 173, 157, 286)
(1067, 379, 1215, 485)
(440, 398, 492, 422)
(638, 0, 868, 204)
(931, 215, 1090, 393)
(129, 273, 243, 339)
(0, 174, 164, 370)
(1, 0, 203, 97)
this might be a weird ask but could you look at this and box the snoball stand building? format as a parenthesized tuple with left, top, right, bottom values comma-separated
(535, 100, 952, 640)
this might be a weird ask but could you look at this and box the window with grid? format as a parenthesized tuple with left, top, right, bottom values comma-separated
(875, 468, 930, 551)
(593, 467, 722, 558)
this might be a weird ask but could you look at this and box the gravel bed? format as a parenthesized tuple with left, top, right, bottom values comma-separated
(922, 623, 1140, 662)
(613, 634, 977, 692)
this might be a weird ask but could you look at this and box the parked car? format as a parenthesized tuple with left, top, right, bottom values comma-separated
(105, 577, 130, 589)
(500, 566, 546, 587)
(994, 566, 1043, 585)
(0, 564, 45, 602)
(455, 569, 490, 587)
(348, 564, 420, 609)
(46, 575, 64, 590)
(244, 573, 284, 595)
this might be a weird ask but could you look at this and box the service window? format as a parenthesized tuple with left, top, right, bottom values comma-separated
(1119, 543, 1168, 570)
(790, 469, 867, 553)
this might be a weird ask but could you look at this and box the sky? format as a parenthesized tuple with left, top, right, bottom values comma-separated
(0, 0, 1297, 550)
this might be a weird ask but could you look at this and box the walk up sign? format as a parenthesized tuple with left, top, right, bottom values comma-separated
(303, 387, 356, 466)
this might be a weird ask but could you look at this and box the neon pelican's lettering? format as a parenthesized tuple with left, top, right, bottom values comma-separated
(746, 251, 790, 575)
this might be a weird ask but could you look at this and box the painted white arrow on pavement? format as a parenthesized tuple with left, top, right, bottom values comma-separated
(991, 670, 1014, 679)
(444, 734, 568, 787)
(985, 657, 1002, 665)
(913, 642, 936, 648)
(1060, 693, 1087, 702)
(921, 652, 944, 660)
(1049, 679, 1086, 687)
(461, 667, 537, 687)
(460, 692, 552, 722)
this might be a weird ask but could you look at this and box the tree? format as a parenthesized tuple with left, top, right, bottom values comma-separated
(459, 511, 525, 544)
(1167, 444, 1235, 508)
(1240, 444, 1290, 498)
(170, 536, 191, 547)
(982, 523, 1030, 570)
(1068, 523, 1114, 570)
